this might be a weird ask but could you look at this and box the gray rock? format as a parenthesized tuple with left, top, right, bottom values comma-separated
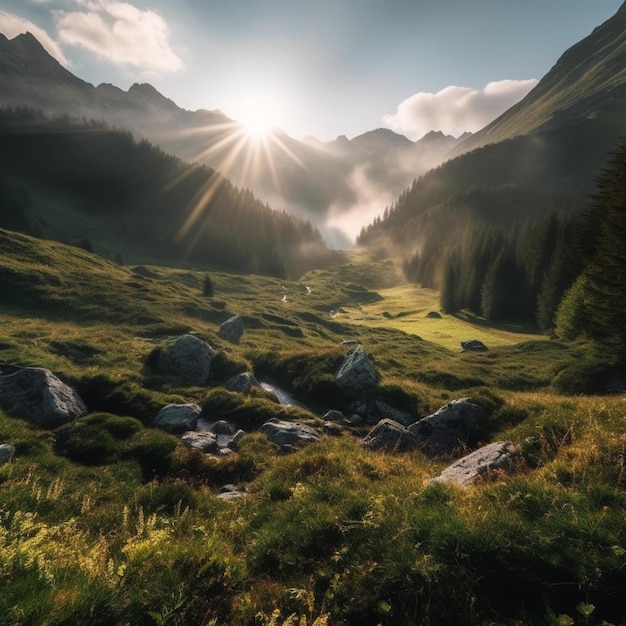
(158, 334, 214, 385)
(224, 372, 260, 394)
(154, 403, 201, 433)
(426, 311, 442, 319)
(323, 410, 345, 421)
(460, 339, 488, 352)
(408, 398, 485, 456)
(0, 444, 15, 465)
(433, 441, 521, 486)
(228, 429, 245, 449)
(349, 414, 364, 426)
(217, 484, 246, 500)
(362, 418, 417, 452)
(336, 345, 377, 389)
(218, 315, 245, 343)
(259, 418, 321, 450)
(0, 367, 87, 427)
(210, 420, 236, 435)
(181, 431, 218, 453)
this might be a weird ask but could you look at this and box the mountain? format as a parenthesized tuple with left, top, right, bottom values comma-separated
(0, 32, 464, 247)
(0, 108, 337, 277)
(361, 1, 626, 256)
(452, 2, 626, 156)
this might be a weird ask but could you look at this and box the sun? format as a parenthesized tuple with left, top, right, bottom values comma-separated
(234, 95, 281, 140)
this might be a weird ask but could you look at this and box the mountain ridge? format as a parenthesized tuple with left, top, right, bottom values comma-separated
(0, 31, 466, 246)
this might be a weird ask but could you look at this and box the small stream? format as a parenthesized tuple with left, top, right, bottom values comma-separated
(260, 381, 307, 409)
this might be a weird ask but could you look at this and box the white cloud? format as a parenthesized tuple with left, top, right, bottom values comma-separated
(383, 79, 539, 139)
(0, 11, 70, 66)
(55, 0, 183, 74)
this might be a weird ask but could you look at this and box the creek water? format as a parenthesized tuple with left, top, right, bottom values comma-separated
(260, 381, 306, 408)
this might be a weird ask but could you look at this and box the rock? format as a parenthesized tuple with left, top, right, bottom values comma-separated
(460, 339, 488, 352)
(426, 311, 442, 319)
(259, 418, 321, 450)
(0, 367, 87, 427)
(224, 372, 260, 394)
(158, 334, 214, 385)
(374, 401, 415, 427)
(362, 418, 417, 452)
(218, 315, 245, 343)
(228, 429, 245, 449)
(433, 441, 521, 486)
(349, 414, 364, 426)
(0, 444, 15, 465)
(323, 410, 345, 421)
(181, 431, 218, 453)
(336, 345, 377, 389)
(210, 420, 236, 435)
(408, 398, 485, 456)
(153, 403, 201, 433)
(217, 484, 246, 500)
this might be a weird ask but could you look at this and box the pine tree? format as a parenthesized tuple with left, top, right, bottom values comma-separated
(555, 139, 626, 361)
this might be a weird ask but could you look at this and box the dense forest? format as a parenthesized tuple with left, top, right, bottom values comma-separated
(359, 134, 626, 338)
(0, 106, 338, 277)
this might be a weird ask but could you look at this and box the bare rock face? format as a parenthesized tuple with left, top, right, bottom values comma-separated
(157, 334, 214, 385)
(153, 403, 201, 433)
(433, 441, 521, 486)
(218, 315, 244, 343)
(336, 345, 377, 389)
(0, 366, 87, 427)
(408, 398, 485, 455)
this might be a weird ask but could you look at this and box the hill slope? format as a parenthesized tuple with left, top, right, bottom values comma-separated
(361, 2, 626, 255)
(0, 108, 336, 277)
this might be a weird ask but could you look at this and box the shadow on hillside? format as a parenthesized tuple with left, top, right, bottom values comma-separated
(451, 311, 544, 336)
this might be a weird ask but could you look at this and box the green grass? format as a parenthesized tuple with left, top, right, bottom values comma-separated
(1, 230, 625, 625)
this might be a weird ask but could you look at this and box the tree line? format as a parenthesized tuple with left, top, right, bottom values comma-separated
(0, 106, 338, 277)
(359, 136, 626, 363)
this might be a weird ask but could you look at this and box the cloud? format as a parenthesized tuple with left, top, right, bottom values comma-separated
(383, 79, 539, 139)
(55, 0, 183, 74)
(0, 11, 70, 66)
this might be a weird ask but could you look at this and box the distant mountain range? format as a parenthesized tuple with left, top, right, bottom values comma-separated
(360, 1, 626, 254)
(0, 31, 467, 247)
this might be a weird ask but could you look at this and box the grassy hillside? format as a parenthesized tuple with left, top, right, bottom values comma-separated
(1, 229, 625, 625)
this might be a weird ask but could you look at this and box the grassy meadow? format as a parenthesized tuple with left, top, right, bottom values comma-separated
(1, 228, 625, 625)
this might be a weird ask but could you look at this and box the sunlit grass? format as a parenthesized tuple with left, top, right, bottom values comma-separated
(334, 283, 546, 350)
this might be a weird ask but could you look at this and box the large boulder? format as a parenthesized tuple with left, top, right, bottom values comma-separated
(157, 334, 214, 385)
(362, 418, 417, 452)
(0, 444, 15, 465)
(433, 441, 521, 486)
(218, 316, 245, 343)
(0, 366, 87, 427)
(336, 345, 377, 389)
(153, 403, 201, 433)
(259, 418, 321, 450)
(374, 401, 415, 427)
(408, 398, 485, 455)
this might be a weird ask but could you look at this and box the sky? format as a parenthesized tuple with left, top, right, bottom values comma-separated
(0, 0, 623, 141)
